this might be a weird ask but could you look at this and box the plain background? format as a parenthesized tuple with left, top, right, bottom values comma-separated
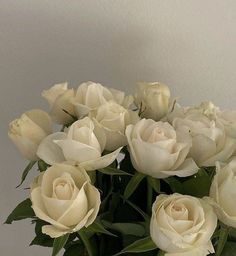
(0, 1, 236, 255)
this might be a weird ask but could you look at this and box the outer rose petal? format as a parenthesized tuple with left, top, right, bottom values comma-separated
(8, 135, 39, 160)
(55, 139, 101, 163)
(131, 139, 180, 177)
(84, 181, 101, 227)
(37, 132, 67, 165)
(80, 147, 122, 171)
(31, 187, 69, 231)
(99, 126, 127, 151)
(202, 137, 236, 166)
(159, 158, 199, 178)
(165, 244, 214, 256)
(42, 225, 69, 238)
(26, 109, 53, 134)
(73, 102, 90, 118)
(205, 197, 236, 228)
(50, 89, 75, 124)
(42, 83, 68, 106)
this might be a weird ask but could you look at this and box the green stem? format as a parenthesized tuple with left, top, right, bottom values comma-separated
(147, 179, 153, 215)
(215, 225, 230, 256)
(77, 229, 96, 256)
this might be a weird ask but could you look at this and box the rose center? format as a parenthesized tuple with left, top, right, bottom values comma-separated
(52, 173, 75, 200)
(147, 128, 167, 143)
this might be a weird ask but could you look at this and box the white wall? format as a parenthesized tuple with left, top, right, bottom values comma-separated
(0, 1, 236, 255)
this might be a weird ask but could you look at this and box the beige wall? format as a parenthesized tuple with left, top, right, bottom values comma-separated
(0, 1, 236, 255)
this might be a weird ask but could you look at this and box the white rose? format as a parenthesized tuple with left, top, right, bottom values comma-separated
(173, 112, 236, 167)
(126, 119, 198, 178)
(31, 163, 101, 238)
(42, 83, 76, 125)
(150, 194, 217, 256)
(206, 159, 236, 228)
(37, 117, 122, 171)
(72, 81, 133, 118)
(135, 82, 171, 121)
(91, 101, 139, 151)
(8, 109, 52, 160)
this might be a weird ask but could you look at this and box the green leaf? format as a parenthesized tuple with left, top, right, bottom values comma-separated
(86, 220, 116, 237)
(78, 229, 97, 256)
(38, 159, 49, 172)
(30, 235, 53, 247)
(52, 234, 69, 256)
(98, 167, 132, 176)
(182, 169, 211, 197)
(229, 228, 236, 241)
(147, 176, 161, 193)
(114, 236, 157, 255)
(5, 198, 35, 224)
(221, 242, 236, 255)
(30, 220, 53, 247)
(102, 221, 146, 237)
(63, 243, 85, 256)
(124, 172, 146, 200)
(216, 225, 230, 256)
(16, 161, 36, 188)
(164, 177, 183, 193)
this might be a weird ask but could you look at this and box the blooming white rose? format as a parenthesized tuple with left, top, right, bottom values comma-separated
(37, 117, 122, 171)
(42, 83, 76, 125)
(173, 112, 236, 167)
(206, 159, 236, 228)
(31, 163, 101, 238)
(91, 101, 139, 151)
(8, 109, 52, 160)
(126, 119, 198, 178)
(72, 81, 133, 118)
(135, 82, 171, 121)
(150, 194, 217, 256)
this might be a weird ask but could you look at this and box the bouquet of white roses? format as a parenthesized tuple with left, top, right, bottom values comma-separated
(6, 81, 236, 256)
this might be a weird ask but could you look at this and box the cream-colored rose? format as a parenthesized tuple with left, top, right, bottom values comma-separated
(150, 194, 217, 256)
(42, 83, 76, 125)
(173, 112, 236, 167)
(72, 81, 133, 118)
(8, 109, 52, 160)
(167, 101, 220, 125)
(126, 119, 198, 178)
(135, 82, 171, 121)
(91, 101, 139, 151)
(31, 163, 101, 238)
(206, 159, 236, 228)
(37, 117, 122, 171)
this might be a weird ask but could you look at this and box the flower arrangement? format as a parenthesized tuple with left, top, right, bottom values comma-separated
(6, 81, 236, 256)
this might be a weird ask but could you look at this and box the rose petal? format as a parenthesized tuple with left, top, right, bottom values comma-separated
(55, 139, 101, 163)
(80, 147, 122, 171)
(42, 225, 69, 238)
(37, 132, 67, 165)
(202, 137, 236, 166)
(31, 187, 69, 230)
(57, 182, 88, 226)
